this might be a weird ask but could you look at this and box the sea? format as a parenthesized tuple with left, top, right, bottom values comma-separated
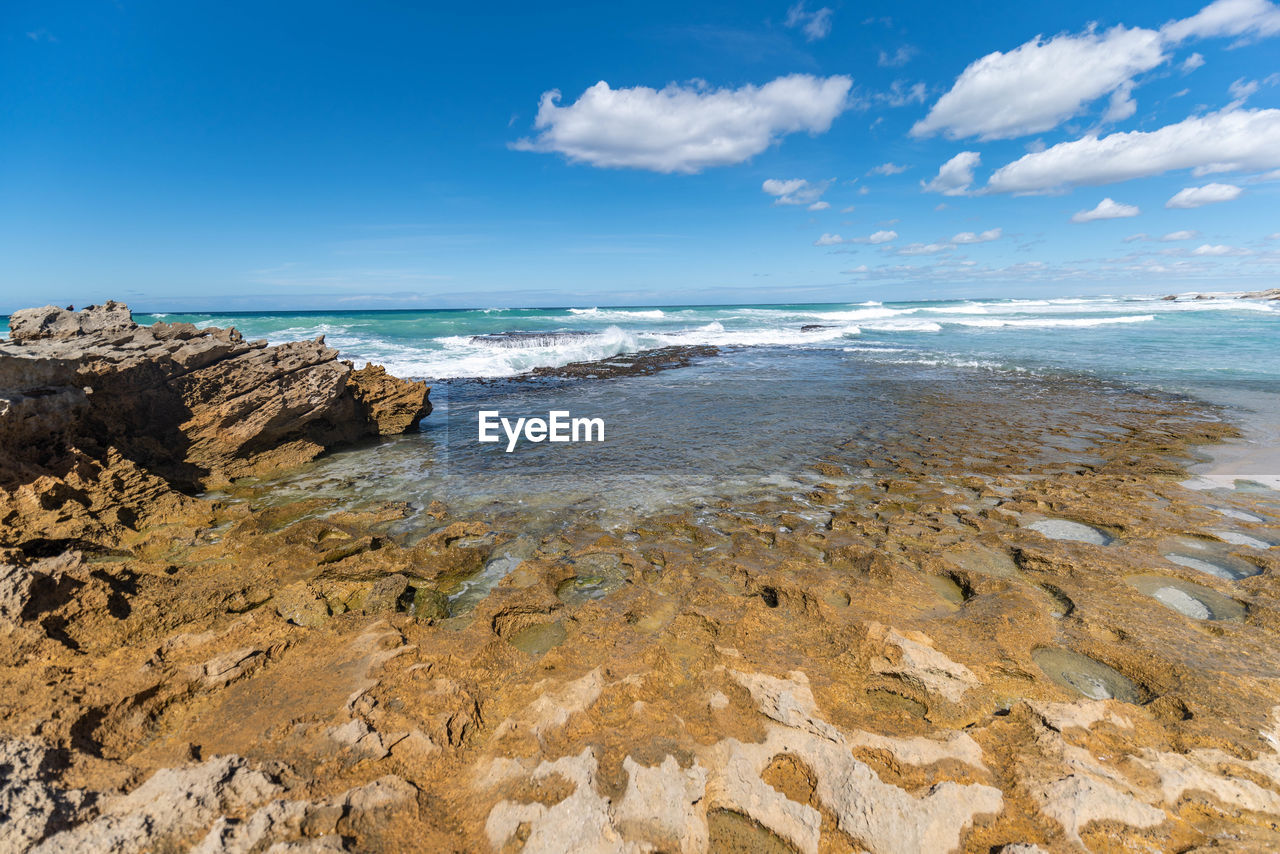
(3, 294, 1277, 520)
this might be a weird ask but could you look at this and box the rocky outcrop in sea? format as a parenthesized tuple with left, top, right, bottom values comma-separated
(0, 302, 430, 554)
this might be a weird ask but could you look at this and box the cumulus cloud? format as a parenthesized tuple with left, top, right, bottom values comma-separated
(808, 201, 831, 210)
(922, 151, 981, 195)
(512, 75, 853, 173)
(911, 25, 1166, 140)
(986, 107, 1280, 193)
(1162, 229, 1199, 240)
(814, 233, 845, 246)
(1166, 182, 1244, 207)
(951, 228, 1003, 244)
(868, 162, 909, 176)
(785, 2, 834, 41)
(913, 1, 1280, 142)
(763, 178, 833, 205)
(1072, 198, 1141, 222)
(1162, 0, 1280, 42)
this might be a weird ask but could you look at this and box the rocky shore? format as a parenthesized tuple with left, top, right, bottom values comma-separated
(0, 303, 430, 555)
(3, 304, 1280, 852)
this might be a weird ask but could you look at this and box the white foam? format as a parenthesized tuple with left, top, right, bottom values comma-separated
(861, 319, 943, 332)
(568, 307, 666, 320)
(949, 315, 1155, 329)
(367, 325, 647, 379)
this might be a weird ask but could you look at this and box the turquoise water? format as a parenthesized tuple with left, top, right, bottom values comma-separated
(3, 295, 1275, 389)
(5, 294, 1275, 522)
(108, 295, 1276, 391)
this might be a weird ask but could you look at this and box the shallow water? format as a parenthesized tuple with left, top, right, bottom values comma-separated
(231, 350, 1174, 532)
(1026, 519, 1111, 545)
(1032, 647, 1144, 703)
(1126, 574, 1245, 621)
(1163, 552, 1261, 581)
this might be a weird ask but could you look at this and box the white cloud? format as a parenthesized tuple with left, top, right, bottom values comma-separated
(808, 201, 831, 210)
(893, 242, 954, 256)
(841, 205, 856, 213)
(1072, 198, 1141, 222)
(922, 151, 981, 195)
(1162, 0, 1280, 42)
(874, 80, 928, 108)
(951, 227, 1003, 244)
(1192, 243, 1251, 255)
(911, 25, 1166, 140)
(814, 229, 898, 246)
(1166, 182, 1244, 207)
(763, 178, 833, 205)
(868, 162, 909, 176)
(512, 75, 853, 173)
(878, 46, 917, 67)
(1124, 232, 1150, 242)
(1162, 229, 1199, 240)
(786, 2, 834, 41)
(1181, 52, 1206, 71)
(1230, 77, 1261, 100)
(1102, 82, 1137, 123)
(986, 108, 1280, 193)
(1228, 73, 1280, 103)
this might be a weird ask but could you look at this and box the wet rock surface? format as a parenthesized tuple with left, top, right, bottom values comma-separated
(3, 310, 1280, 850)
(519, 344, 719, 380)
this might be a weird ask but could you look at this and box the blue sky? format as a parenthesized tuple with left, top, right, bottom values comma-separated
(3, 0, 1279, 311)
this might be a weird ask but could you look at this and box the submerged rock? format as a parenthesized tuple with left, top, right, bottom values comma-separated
(1026, 519, 1111, 545)
(1032, 647, 1143, 704)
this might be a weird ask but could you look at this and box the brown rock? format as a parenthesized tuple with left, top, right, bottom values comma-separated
(0, 302, 431, 552)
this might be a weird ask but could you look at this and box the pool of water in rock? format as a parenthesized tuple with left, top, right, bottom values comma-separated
(1125, 574, 1245, 621)
(1032, 647, 1144, 703)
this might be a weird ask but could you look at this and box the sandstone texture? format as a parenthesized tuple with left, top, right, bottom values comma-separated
(3, 304, 1280, 851)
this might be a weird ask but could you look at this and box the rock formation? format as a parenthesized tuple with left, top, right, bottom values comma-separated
(2, 301, 1280, 851)
(0, 301, 430, 555)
